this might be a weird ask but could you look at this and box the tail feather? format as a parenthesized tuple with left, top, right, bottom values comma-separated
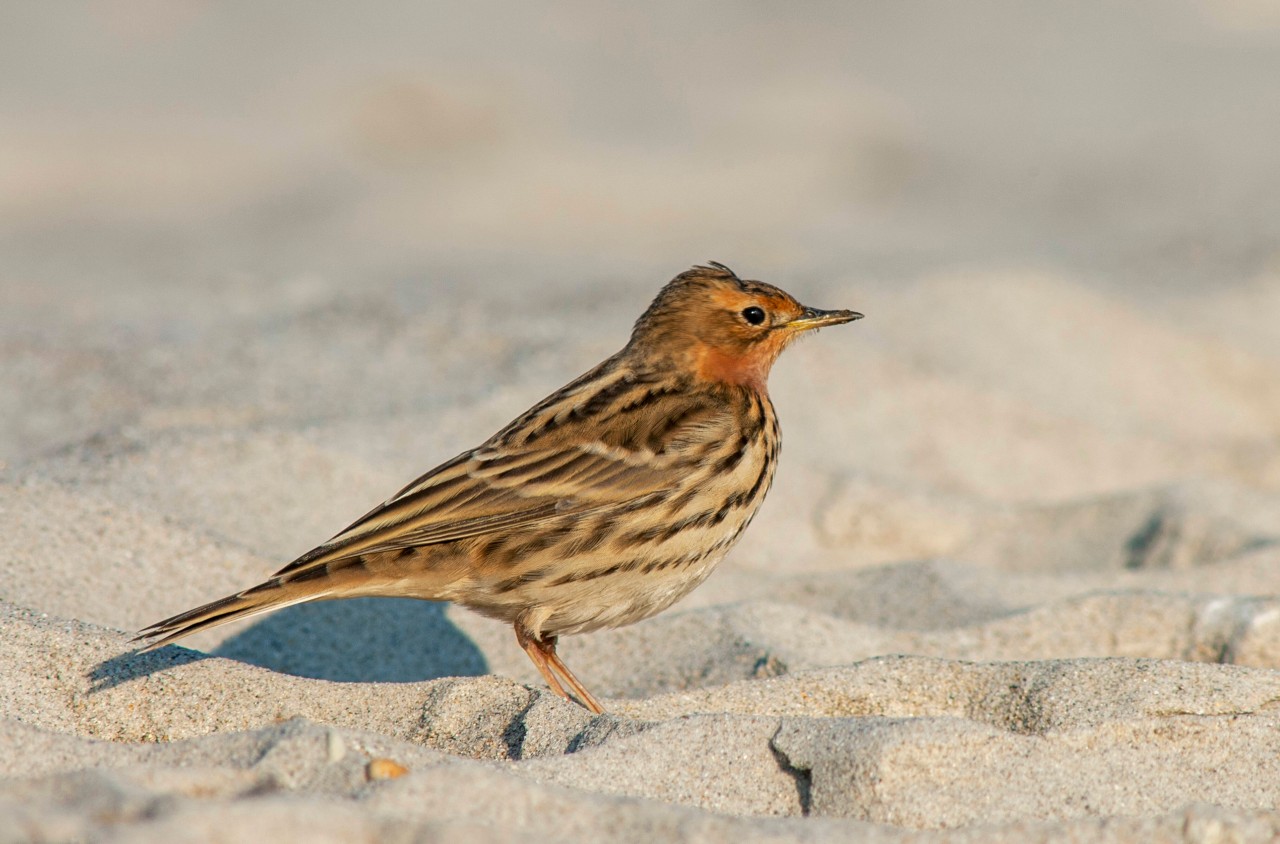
(133, 577, 330, 652)
(134, 548, 445, 651)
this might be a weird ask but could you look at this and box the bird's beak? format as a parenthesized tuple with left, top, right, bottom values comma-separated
(784, 306, 864, 332)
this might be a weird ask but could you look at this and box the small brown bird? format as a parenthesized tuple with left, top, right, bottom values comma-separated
(137, 264, 861, 713)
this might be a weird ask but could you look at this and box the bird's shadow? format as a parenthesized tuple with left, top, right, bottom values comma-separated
(90, 598, 488, 693)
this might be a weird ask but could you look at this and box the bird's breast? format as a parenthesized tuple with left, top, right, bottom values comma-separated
(458, 399, 781, 637)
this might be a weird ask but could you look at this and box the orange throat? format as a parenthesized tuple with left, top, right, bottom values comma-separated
(692, 341, 781, 392)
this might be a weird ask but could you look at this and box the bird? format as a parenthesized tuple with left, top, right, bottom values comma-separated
(135, 263, 862, 713)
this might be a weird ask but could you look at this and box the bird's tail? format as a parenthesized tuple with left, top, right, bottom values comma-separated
(133, 574, 333, 652)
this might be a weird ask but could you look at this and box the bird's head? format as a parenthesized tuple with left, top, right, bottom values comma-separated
(628, 263, 863, 391)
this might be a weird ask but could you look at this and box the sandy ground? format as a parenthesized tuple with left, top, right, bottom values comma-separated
(4, 2, 1280, 841)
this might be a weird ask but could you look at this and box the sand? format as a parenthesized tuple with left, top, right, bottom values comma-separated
(5, 3, 1280, 841)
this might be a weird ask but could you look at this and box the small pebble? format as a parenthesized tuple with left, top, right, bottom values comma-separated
(326, 730, 346, 763)
(366, 758, 409, 780)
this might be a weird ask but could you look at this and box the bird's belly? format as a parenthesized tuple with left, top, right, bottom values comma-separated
(468, 487, 765, 636)
(539, 543, 733, 636)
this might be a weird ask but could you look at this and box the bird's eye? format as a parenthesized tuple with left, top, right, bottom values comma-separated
(741, 306, 766, 326)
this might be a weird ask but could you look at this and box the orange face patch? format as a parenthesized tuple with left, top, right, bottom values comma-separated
(632, 269, 826, 391)
(685, 288, 806, 390)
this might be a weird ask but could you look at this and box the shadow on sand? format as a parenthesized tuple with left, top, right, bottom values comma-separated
(90, 598, 487, 692)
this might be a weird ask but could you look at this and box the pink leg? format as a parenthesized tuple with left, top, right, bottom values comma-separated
(514, 625, 605, 714)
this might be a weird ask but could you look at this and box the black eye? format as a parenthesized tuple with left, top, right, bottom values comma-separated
(741, 306, 766, 326)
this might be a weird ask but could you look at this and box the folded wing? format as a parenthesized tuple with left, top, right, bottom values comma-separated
(273, 386, 734, 577)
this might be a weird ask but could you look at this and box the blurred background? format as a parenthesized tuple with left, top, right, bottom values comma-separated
(3, 1, 1280, 500)
(7, 2, 1280, 292)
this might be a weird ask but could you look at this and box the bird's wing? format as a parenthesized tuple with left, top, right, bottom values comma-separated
(273, 386, 739, 575)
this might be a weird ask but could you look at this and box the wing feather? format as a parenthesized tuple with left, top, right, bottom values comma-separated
(273, 386, 738, 577)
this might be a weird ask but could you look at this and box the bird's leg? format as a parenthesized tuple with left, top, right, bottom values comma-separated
(516, 624, 570, 701)
(514, 625, 604, 714)
(541, 637, 605, 715)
